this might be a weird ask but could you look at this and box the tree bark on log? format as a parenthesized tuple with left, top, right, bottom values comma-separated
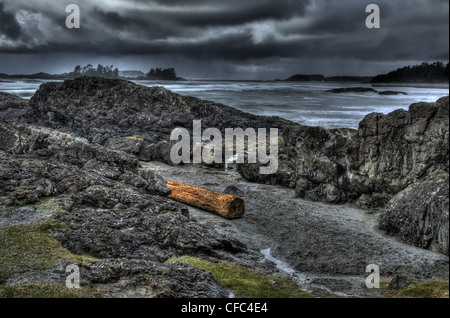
(166, 180, 245, 219)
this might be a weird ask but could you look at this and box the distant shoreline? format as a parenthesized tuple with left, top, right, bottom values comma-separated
(2, 75, 447, 86)
(1, 76, 448, 88)
(1, 61, 448, 84)
(0, 73, 187, 82)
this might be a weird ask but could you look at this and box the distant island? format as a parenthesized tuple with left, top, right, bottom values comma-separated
(284, 61, 449, 84)
(1, 61, 448, 83)
(0, 64, 186, 81)
(370, 62, 449, 83)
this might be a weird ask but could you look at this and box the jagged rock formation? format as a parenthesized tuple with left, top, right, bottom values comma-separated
(379, 172, 449, 256)
(20, 78, 450, 255)
(26, 77, 284, 164)
(0, 92, 251, 296)
(239, 97, 449, 255)
(0, 92, 28, 112)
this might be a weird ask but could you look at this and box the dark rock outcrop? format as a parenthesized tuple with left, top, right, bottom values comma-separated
(0, 92, 29, 120)
(326, 87, 377, 94)
(80, 259, 229, 298)
(326, 87, 407, 95)
(388, 275, 415, 290)
(240, 97, 449, 202)
(26, 76, 286, 164)
(349, 97, 449, 206)
(238, 96, 449, 254)
(0, 92, 28, 112)
(0, 114, 250, 296)
(379, 172, 449, 256)
(378, 91, 408, 96)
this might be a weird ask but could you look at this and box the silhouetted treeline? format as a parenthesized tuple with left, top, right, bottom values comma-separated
(146, 67, 178, 80)
(0, 65, 185, 81)
(285, 74, 325, 81)
(325, 76, 373, 82)
(371, 62, 449, 83)
(72, 64, 119, 78)
(0, 72, 62, 80)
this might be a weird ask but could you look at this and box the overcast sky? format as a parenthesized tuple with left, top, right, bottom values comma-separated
(0, 0, 448, 79)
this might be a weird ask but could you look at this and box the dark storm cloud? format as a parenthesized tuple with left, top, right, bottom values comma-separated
(0, 2, 21, 39)
(0, 0, 448, 77)
(130, 0, 308, 26)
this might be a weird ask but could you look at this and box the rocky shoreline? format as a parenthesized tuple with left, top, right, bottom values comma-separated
(0, 77, 448, 298)
(142, 161, 449, 297)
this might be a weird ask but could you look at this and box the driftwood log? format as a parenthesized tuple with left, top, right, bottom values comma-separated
(166, 180, 245, 219)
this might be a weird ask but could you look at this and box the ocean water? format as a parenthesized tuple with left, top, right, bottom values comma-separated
(1, 78, 448, 129)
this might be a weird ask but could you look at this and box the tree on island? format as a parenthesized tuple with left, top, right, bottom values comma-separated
(285, 74, 325, 82)
(69, 65, 181, 80)
(71, 64, 120, 78)
(146, 67, 178, 80)
(371, 62, 449, 83)
(73, 65, 82, 76)
(0, 64, 179, 80)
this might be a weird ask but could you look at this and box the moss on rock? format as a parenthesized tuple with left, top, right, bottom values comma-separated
(0, 284, 102, 298)
(167, 256, 314, 298)
(381, 280, 449, 298)
(0, 220, 99, 281)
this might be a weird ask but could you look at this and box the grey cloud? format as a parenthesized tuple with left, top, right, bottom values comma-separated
(0, 0, 448, 78)
(0, 2, 21, 39)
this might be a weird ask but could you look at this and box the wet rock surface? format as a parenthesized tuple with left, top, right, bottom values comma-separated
(145, 161, 449, 297)
(0, 110, 254, 297)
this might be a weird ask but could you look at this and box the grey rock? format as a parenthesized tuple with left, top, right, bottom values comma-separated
(326, 87, 378, 94)
(0, 92, 29, 112)
(379, 172, 449, 256)
(0, 116, 250, 297)
(239, 96, 449, 254)
(223, 185, 245, 197)
(82, 259, 229, 298)
(0, 206, 48, 229)
(54, 204, 246, 262)
(388, 275, 415, 290)
(378, 91, 407, 96)
(26, 76, 285, 164)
